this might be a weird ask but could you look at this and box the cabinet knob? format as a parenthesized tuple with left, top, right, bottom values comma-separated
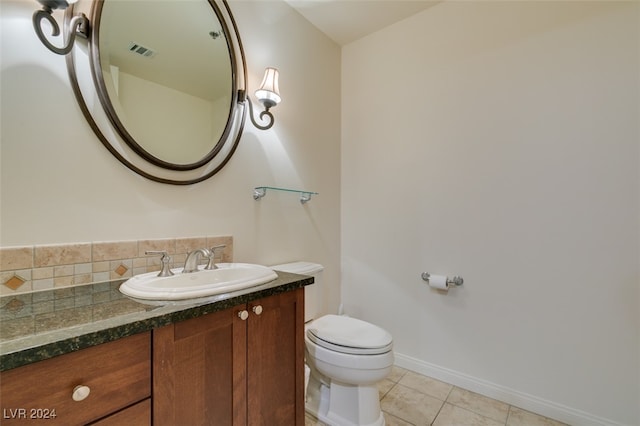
(238, 310, 249, 321)
(252, 305, 263, 315)
(72, 385, 91, 401)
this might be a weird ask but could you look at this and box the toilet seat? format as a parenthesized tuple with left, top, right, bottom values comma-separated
(307, 315, 393, 355)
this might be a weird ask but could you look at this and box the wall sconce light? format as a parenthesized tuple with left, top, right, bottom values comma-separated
(32, 0, 89, 55)
(242, 67, 281, 130)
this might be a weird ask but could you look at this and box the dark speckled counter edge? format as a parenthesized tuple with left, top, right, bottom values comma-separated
(0, 272, 313, 372)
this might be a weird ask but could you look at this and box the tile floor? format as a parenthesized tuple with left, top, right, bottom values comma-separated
(305, 366, 568, 426)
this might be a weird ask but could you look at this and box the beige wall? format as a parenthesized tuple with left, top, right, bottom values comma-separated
(0, 0, 342, 315)
(117, 71, 224, 164)
(342, 2, 639, 425)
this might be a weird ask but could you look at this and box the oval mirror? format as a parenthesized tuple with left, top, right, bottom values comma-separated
(65, 0, 248, 184)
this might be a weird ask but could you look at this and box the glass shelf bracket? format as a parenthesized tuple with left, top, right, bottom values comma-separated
(253, 186, 319, 204)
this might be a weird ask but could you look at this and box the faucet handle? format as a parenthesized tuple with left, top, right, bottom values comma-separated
(205, 245, 226, 270)
(145, 251, 174, 277)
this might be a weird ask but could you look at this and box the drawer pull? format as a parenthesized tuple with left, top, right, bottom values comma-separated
(252, 305, 263, 315)
(238, 310, 249, 321)
(72, 385, 91, 401)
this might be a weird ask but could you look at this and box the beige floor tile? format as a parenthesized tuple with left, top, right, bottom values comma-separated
(305, 413, 326, 426)
(398, 371, 453, 401)
(384, 411, 416, 426)
(433, 403, 504, 426)
(507, 407, 568, 426)
(447, 387, 510, 423)
(387, 365, 409, 383)
(305, 366, 566, 426)
(381, 384, 444, 426)
(378, 378, 395, 399)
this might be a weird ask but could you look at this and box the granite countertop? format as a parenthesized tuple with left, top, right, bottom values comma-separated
(0, 271, 313, 372)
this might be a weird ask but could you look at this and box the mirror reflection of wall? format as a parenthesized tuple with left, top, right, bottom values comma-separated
(98, 0, 233, 166)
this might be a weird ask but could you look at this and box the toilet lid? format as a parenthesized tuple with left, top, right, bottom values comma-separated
(307, 315, 393, 355)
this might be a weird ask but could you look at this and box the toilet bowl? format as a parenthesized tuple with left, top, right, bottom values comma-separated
(271, 262, 394, 426)
(305, 314, 394, 426)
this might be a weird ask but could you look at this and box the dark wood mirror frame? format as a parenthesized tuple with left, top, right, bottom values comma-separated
(65, 0, 249, 185)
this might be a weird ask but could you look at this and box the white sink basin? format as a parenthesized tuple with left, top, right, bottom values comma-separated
(119, 263, 278, 300)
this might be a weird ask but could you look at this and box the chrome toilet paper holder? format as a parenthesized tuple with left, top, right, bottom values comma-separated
(421, 272, 464, 286)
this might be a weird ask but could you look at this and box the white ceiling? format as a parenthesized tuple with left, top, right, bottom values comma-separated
(284, 0, 440, 46)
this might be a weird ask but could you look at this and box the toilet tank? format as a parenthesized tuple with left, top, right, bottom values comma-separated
(270, 262, 323, 322)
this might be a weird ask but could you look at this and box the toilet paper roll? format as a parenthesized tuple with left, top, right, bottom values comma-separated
(428, 274, 449, 290)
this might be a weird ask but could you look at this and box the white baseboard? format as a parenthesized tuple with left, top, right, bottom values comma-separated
(393, 352, 625, 426)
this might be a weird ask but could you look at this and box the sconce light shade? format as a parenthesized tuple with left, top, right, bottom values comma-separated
(255, 67, 281, 110)
(242, 67, 281, 130)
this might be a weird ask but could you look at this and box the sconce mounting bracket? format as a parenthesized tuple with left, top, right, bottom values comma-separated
(33, 3, 89, 55)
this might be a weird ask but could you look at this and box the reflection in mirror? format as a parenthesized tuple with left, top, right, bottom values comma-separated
(96, 0, 234, 168)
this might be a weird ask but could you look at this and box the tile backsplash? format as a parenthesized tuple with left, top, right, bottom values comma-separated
(0, 236, 233, 296)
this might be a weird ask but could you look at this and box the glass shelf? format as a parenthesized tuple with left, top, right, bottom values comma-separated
(253, 186, 319, 204)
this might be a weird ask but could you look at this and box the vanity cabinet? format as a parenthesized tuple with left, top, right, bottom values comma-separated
(153, 288, 305, 426)
(0, 332, 151, 425)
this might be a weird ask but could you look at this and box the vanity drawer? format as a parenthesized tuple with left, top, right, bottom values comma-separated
(0, 332, 151, 425)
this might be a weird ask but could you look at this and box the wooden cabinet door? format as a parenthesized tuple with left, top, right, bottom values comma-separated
(246, 288, 305, 426)
(153, 306, 247, 426)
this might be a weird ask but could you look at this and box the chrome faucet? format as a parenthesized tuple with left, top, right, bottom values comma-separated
(145, 251, 174, 277)
(183, 248, 211, 273)
(205, 244, 226, 270)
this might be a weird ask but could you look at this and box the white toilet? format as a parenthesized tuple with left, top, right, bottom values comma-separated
(272, 262, 394, 426)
